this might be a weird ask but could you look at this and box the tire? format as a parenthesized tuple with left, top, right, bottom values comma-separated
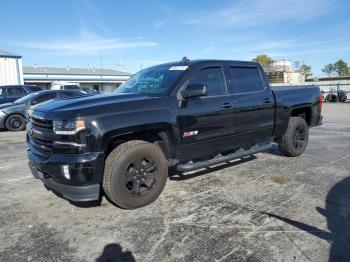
(278, 117, 309, 157)
(103, 140, 168, 209)
(5, 114, 26, 131)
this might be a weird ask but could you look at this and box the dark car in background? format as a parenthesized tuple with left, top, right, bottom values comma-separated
(0, 90, 88, 131)
(0, 85, 43, 105)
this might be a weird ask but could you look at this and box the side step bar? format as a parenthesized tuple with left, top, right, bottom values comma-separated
(176, 142, 272, 172)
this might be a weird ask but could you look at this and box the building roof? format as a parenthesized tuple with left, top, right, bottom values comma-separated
(23, 66, 131, 76)
(0, 50, 22, 58)
(305, 75, 350, 82)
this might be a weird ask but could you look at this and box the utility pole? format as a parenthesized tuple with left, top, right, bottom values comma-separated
(100, 50, 103, 77)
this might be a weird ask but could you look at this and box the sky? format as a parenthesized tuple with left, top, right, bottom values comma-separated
(1, 0, 350, 76)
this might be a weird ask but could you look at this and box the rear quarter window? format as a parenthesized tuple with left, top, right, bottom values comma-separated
(228, 67, 264, 93)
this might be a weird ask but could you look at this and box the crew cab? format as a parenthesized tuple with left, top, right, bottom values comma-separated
(26, 59, 323, 209)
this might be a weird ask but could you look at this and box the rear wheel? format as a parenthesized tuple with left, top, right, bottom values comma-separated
(5, 114, 26, 131)
(278, 117, 309, 157)
(103, 140, 168, 209)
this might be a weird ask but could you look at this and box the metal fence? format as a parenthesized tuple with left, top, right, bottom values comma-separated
(271, 83, 350, 94)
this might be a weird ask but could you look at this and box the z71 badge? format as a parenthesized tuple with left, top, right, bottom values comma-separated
(183, 131, 198, 138)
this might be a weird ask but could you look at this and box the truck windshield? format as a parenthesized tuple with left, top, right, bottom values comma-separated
(114, 65, 185, 94)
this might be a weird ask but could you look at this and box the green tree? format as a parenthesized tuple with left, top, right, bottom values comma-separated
(333, 59, 349, 76)
(322, 64, 335, 76)
(299, 64, 312, 78)
(252, 55, 273, 71)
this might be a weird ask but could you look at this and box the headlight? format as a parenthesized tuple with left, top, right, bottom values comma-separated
(53, 119, 85, 135)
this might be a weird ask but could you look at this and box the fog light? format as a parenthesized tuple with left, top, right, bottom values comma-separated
(62, 165, 70, 179)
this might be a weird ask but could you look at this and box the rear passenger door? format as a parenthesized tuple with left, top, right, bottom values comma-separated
(225, 66, 275, 146)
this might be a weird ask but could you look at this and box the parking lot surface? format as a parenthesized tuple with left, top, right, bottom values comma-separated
(0, 103, 349, 262)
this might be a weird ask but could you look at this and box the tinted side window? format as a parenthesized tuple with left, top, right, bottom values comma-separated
(0, 88, 3, 95)
(188, 67, 226, 96)
(31, 93, 56, 105)
(6, 87, 26, 95)
(59, 91, 82, 98)
(228, 67, 264, 93)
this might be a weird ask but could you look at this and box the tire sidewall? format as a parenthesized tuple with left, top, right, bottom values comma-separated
(108, 143, 168, 209)
(286, 118, 309, 156)
(5, 114, 26, 131)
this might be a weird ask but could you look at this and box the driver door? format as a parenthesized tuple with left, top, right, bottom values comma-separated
(176, 64, 236, 160)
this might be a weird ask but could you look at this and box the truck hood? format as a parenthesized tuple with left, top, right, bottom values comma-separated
(31, 93, 157, 118)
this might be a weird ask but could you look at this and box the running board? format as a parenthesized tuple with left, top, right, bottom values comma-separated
(176, 142, 272, 172)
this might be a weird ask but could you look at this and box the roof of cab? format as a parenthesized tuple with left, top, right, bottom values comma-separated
(150, 58, 260, 68)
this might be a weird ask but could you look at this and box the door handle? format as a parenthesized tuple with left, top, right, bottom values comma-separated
(221, 102, 233, 109)
(263, 98, 272, 104)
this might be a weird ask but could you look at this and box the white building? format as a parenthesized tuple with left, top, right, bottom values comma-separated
(268, 59, 305, 84)
(0, 50, 24, 85)
(270, 60, 294, 72)
(23, 66, 131, 93)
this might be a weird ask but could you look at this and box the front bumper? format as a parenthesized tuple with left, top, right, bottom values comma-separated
(0, 111, 7, 129)
(28, 148, 104, 202)
(29, 163, 100, 202)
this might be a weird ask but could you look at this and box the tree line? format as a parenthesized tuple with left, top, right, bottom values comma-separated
(321, 60, 350, 77)
(252, 54, 350, 78)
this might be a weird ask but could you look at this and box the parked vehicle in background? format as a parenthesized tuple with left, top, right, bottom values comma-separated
(27, 59, 323, 209)
(0, 90, 88, 131)
(51, 81, 81, 91)
(337, 90, 347, 103)
(325, 90, 337, 102)
(325, 89, 348, 102)
(0, 85, 43, 105)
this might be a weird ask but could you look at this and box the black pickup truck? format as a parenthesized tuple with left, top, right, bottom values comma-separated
(27, 59, 323, 209)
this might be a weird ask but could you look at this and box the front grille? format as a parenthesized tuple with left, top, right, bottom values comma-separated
(28, 115, 54, 157)
(31, 116, 53, 130)
(30, 136, 53, 152)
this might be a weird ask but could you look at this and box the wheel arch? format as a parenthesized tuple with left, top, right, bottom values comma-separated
(290, 106, 312, 126)
(102, 123, 177, 160)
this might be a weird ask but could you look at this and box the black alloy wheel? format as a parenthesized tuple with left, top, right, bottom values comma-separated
(294, 126, 306, 150)
(124, 156, 157, 197)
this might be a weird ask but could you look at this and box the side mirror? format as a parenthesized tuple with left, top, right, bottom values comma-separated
(30, 100, 38, 106)
(181, 84, 208, 99)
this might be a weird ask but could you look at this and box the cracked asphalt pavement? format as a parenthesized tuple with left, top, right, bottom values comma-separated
(0, 103, 349, 261)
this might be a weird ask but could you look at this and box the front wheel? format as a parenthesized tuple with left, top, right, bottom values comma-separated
(103, 140, 168, 209)
(278, 117, 309, 157)
(5, 114, 26, 131)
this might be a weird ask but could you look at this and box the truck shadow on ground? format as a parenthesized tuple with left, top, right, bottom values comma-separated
(169, 155, 257, 181)
(262, 177, 350, 262)
(95, 243, 135, 262)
